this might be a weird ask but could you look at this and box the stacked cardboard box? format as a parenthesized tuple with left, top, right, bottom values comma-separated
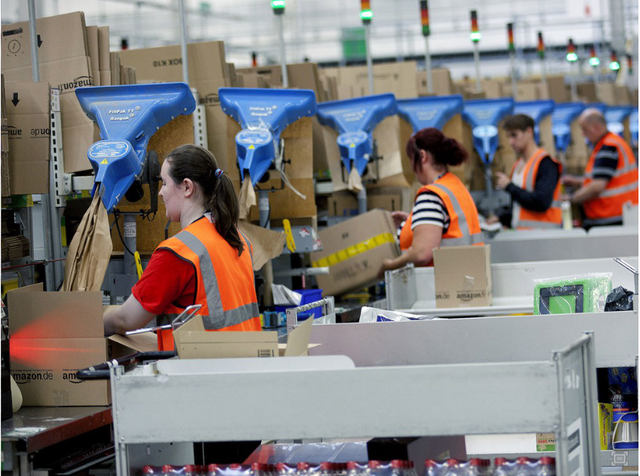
(327, 187, 411, 217)
(120, 41, 234, 174)
(1, 75, 9, 196)
(4, 82, 51, 194)
(2, 12, 103, 175)
(416, 69, 457, 97)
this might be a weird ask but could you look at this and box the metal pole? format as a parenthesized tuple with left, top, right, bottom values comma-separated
(28, 0, 56, 291)
(570, 62, 578, 101)
(276, 14, 289, 88)
(357, 188, 367, 215)
(365, 23, 374, 95)
(123, 215, 137, 277)
(179, 0, 189, 85)
(540, 57, 547, 85)
(473, 42, 482, 93)
(510, 51, 517, 98)
(424, 36, 433, 94)
(258, 190, 271, 230)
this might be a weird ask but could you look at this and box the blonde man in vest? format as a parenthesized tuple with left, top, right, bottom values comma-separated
(487, 114, 563, 230)
(378, 127, 483, 276)
(104, 144, 261, 346)
(561, 108, 638, 229)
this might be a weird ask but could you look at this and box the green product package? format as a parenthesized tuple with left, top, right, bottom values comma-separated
(533, 273, 613, 315)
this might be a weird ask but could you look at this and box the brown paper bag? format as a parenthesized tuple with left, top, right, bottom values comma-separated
(62, 194, 113, 291)
(238, 221, 286, 271)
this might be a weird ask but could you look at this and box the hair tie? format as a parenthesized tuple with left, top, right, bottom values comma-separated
(214, 168, 224, 179)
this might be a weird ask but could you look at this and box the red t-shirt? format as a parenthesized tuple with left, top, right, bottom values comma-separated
(132, 248, 197, 314)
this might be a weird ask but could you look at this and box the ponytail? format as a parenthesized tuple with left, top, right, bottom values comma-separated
(165, 144, 245, 256)
(207, 173, 245, 256)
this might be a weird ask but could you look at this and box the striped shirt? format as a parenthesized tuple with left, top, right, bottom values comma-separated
(411, 190, 450, 232)
(592, 144, 619, 180)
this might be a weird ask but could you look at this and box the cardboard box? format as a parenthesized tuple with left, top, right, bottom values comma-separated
(1, 74, 9, 197)
(417, 68, 455, 97)
(598, 403, 613, 450)
(5, 81, 51, 194)
(328, 61, 418, 100)
(481, 80, 504, 99)
(597, 82, 617, 105)
(546, 76, 569, 103)
(432, 245, 492, 308)
(615, 85, 631, 105)
(577, 82, 598, 103)
(173, 313, 314, 359)
(2, 12, 89, 69)
(7, 286, 155, 406)
(327, 191, 358, 217)
(311, 209, 401, 296)
(7, 284, 108, 406)
(86, 26, 101, 87)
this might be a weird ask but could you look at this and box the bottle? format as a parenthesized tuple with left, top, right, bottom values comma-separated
(276, 463, 295, 476)
(298, 462, 311, 476)
(185, 465, 199, 476)
(536, 457, 555, 476)
(405, 460, 418, 476)
(423, 460, 441, 476)
(208, 464, 221, 476)
(492, 458, 512, 476)
(442, 459, 461, 476)
(561, 201, 573, 230)
(512, 458, 533, 476)
(346, 462, 364, 476)
(466, 459, 484, 476)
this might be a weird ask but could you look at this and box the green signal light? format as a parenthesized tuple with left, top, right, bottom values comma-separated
(610, 61, 620, 71)
(589, 57, 600, 66)
(271, 0, 285, 11)
(566, 52, 578, 62)
(360, 9, 373, 21)
(470, 32, 481, 42)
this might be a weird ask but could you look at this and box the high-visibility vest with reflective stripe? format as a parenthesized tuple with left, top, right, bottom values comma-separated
(399, 172, 484, 265)
(155, 217, 260, 351)
(509, 148, 563, 230)
(583, 132, 638, 225)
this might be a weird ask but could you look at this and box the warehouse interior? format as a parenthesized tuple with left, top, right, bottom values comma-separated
(1, 0, 639, 475)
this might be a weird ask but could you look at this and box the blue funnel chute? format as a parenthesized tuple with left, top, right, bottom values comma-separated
(219, 88, 317, 186)
(551, 102, 585, 153)
(316, 94, 397, 176)
(462, 98, 514, 165)
(605, 105, 634, 138)
(396, 95, 464, 133)
(630, 109, 638, 148)
(75, 82, 196, 213)
(513, 100, 555, 145)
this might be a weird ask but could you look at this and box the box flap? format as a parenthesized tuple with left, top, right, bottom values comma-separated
(8, 288, 103, 338)
(108, 333, 158, 353)
(284, 314, 314, 357)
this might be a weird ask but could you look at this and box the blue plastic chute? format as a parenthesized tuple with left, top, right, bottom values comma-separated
(75, 82, 196, 213)
(316, 94, 397, 176)
(605, 105, 635, 138)
(551, 102, 586, 153)
(396, 95, 464, 133)
(219, 88, 317, 186)
(513, 100, 555, 145)
(462, 98, 514, 165)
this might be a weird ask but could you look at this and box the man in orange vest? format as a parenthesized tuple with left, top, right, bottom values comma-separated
(486, 114, 563, 230)
(561, 108, 638, 229)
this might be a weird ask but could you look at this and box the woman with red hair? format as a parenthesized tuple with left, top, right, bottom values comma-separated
(378, 127, 483, 275)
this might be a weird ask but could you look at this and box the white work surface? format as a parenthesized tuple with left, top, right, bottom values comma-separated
(386, 256, 638, 316)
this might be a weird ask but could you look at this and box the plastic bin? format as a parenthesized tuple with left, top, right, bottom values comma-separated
(275, 289, 324, 321)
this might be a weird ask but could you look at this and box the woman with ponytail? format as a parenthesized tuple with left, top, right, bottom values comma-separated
(104, 144, 261, 346)
(378, 128, 483, 275)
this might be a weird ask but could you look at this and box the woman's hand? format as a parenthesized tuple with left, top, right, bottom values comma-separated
(485, 215, 500, 225)
(494, 172, 511, 190)
(377, 258, 395, 279)
(391, 211, 409, 228)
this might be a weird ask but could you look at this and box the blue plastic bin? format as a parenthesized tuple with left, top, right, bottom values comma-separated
(275, 289, 324, 321)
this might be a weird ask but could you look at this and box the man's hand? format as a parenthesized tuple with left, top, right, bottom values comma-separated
(561, 174, 584, 188)
(485, 215, 500, 225)
(391, 211, 409, 228)
(494, 172, 511, 190)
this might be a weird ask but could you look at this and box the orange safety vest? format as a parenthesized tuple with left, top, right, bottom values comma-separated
(509, 148, 563, 230)
(399, 172, 484, 266)
(155, 217, 261, 351)
(583, 132, 638, 225)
